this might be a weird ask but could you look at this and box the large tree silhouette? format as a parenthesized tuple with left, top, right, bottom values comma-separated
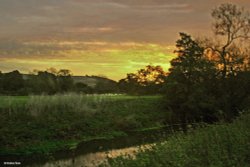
(210, 3, 250, 77)
(165, 3, 250, 126)
(165, 33, 217, 130)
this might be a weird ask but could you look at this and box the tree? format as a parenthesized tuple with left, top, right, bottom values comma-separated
(57, 69, 72, 77)
(164, 4, 250, 126)
(2, 70, 25, 94)
(74, 82, 93, 93)
(118, 73, 139, 94)
(46, 67, 58, 75)
(210, 3, 250, 77)
(57, 69, 74, 92)
(204, 4, 250, 119)
(24, 69, 60, 94)
(119, 65, 167, 95)
(0, 71, 3, 92)
(165, 33, 217, 130)
(94, 79, 119, 94)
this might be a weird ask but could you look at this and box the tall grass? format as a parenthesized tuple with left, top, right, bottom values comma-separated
(0, 94, 166, 155)
(102, 112, 250, 167)
(27, 94, 100, 116)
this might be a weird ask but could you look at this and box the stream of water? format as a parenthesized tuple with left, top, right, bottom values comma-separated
(2, 126, 174, 167)
(33, 144, 154, 167)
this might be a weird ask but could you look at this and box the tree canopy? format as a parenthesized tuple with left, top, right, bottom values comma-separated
(118, 65, 167, 95)
(210, 3, 250, 77)
(164, 3, 250, 128)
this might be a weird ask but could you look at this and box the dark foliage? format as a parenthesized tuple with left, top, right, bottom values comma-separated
(0, 69, 119, 95)
(118, 65, 167, 95)
(165, 33, 250, 129)
(162, 3, 250, 128)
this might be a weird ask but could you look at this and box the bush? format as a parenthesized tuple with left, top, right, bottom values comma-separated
(103, 113, 250, 167)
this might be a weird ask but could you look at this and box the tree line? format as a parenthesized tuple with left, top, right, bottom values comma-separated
(0, 69, 118, 95)
(165, 3, 250, 127)
(118, 3, 250, 126)
(0, 64, 166, 95)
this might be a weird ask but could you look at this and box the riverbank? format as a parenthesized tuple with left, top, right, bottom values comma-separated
(0, 94, 168, 157)
(1, 124, 171, 166)
(103, 112, 250, 167)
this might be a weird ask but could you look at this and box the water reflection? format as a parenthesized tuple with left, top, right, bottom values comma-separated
(6, 127, 169, 166)
(36, 144, 153, 167)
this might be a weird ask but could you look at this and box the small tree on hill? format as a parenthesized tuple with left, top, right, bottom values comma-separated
(57, 69, 74, 92)
(2, 70, 24, 94)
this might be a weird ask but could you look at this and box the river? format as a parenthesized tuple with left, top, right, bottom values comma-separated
(2, 126, 176, 167)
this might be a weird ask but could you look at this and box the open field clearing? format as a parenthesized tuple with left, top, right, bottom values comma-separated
(0, 94, 167, 155)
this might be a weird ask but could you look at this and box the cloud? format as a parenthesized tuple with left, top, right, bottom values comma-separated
(0, 40, 174, 58)
(0, 0, 195, 42)
(0, 39, 175, 80)
(92, 1, 191, 12)
(16, 16, 52, 23)
(64, 27, 116, 33)
(1, 0, 250, 79)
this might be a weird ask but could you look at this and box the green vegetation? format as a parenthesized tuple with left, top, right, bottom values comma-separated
(118, 4, 250, 130)
(0, 4, 249, 167)
(102, 112, 250, 167)
(118, 65, 167, 95)
(0, 94, 167, 155)
(163, 3, 250, 129)
(0, 69, 119, 95)
(0, 96, 29, 108)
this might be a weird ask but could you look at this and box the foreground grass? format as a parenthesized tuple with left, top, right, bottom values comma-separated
(0, 96, 29, 108)
(0, 94, 167, 155)
(102, 113, 250, 167)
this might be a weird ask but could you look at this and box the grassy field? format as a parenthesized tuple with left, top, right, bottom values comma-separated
(0, 94, 167, 155)
(102, 112, 250, 167)
(0, 96, 29, 108)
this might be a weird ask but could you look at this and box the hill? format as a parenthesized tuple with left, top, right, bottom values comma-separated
(21, 73, 119, 93)
(22, 74, 117, 88)
(72, 75, 117, 88)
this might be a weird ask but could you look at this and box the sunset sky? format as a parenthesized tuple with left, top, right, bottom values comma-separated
(0, 0, 249, 80)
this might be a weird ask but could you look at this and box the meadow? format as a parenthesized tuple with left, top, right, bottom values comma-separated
(0, 94, 167, 155)
(102, 112, 250, 167)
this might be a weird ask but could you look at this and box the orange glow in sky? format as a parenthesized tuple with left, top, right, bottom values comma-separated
(0, 41, 175, 80)
(0, 0, 249, 80)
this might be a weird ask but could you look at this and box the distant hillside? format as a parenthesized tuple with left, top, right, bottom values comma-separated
(1, 71, 119, 94)
(22, 74, 117, 88)
(72, 75, 117, 88)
